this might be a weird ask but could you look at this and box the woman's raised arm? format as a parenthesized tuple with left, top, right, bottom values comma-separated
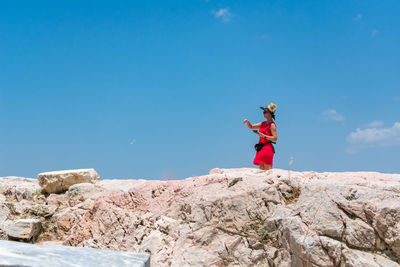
(243, 119, 262, 129)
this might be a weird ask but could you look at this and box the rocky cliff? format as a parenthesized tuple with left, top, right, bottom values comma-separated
(1, 168, 400, 266)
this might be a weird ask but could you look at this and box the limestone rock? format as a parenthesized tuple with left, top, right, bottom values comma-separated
(297, 185, 344, 238)
(319, 236, 343, 266)
(2, 168, 400, 266)
(24, 203, 57, 218)
(0, 176, 42, 201)
(342, 247, 400, 267)
(344, 218, 376, 249)
(67, 183, 99, 196)
(38, 169, 100, 194)
(6, 201, 57, 218)
(272, 249, 292, 267)
(4, 219, 42, 240)
(0, 195, 9, 240)
(0, 240, 150, 267)
(366, 199, 400, 257)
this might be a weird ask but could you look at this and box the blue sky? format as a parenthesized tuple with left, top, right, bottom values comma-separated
(1, 0, 399, 179)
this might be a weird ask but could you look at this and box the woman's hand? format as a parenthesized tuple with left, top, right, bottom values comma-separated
(243, 119, 252, 129)
(244, 120, 262, 130)
(257, 131, 269, 140)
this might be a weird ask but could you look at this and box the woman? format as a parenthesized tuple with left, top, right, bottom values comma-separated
(243, 103, 278, 170)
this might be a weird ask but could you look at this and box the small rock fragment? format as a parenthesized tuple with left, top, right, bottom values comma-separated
(4, 219, 42, 240)
(228, 177, 243, 188)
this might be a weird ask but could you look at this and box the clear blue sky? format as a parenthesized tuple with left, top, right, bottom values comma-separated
(1, 0, 399, 179)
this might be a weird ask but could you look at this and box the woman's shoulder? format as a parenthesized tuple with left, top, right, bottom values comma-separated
(267, 121, 277, 128)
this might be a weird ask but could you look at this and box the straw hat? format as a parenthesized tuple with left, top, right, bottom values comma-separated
(260, 103, 277, 119)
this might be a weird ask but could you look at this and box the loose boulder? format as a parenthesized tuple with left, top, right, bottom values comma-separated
(4, 219, 42, 241)
(38, 169, 100, 194)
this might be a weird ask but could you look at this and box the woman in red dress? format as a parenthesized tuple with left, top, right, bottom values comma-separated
(243, 103, 278, 170)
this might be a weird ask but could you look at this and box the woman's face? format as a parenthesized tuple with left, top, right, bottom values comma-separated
(263, 111, 272, 120)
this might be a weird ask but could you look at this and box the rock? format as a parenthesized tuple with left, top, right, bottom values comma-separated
(0, 195, 9, 240)
(342, 247, 400, 267)
(98, 179, 147, 192)
(68, 183, 97, 195)
(344, 218, 376, 249)
(5, 201, 56, 218)
(2, 168, 400, 266)
(319, 236, 343, 266)
(0, 176, 42, 201)
(141, 230, 164, 254)
(0, 240, 150, 267)
(279, 215, 334, 266)
(366, 199, 400, 258)
(24, 203, 57, 218)
(296, 185, 345, 239)
(209, 168, 224, 174)
(273, 249, 292, 267)
(38, 169, 100, 194)
(55, 208, 88, 239)
(4, 219, 42, 240)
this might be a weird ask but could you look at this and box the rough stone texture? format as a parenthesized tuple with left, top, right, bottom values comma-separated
(0, 240, 150, 267)
(6, 201, 57, 218)
(0, 195, 9, 239)
(344, 217, 376, 249)
(4, 219, 42, 240)
(0, 176, 42, 201)
(1, 168, 400, 266)
(38, 169, 100, 194)
(341, 248, 400, 267)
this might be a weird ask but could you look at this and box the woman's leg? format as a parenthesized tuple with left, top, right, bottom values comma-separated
(264, 164, 272, 170)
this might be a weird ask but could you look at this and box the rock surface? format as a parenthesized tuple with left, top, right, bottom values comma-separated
(4, 219, 42, 240)
(0, 176, 42, 200)
(0, 240, 150, 267)
(38, 169, 100, 194)
(1, 168, 400, 266)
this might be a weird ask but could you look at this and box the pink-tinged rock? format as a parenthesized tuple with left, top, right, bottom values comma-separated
(2, 168, 400, 266)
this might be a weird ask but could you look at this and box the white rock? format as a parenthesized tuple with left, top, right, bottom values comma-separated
(38, 169, 100, 194)
(0, 240, 150, 267)
(366, 199, 400, 257)
(0, 176, 41, 200)
(342, 248, 399, 267)
(141, 230, 164, 254)
(4, 219, 42, 240)
(0, 195, 9, 240)
(344, 218, 376, 249)
(67, 183, 99, 196)
(319, 236, 342, 266)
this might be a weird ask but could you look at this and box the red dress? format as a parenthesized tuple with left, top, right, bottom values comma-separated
(253, 121, 276, 166)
